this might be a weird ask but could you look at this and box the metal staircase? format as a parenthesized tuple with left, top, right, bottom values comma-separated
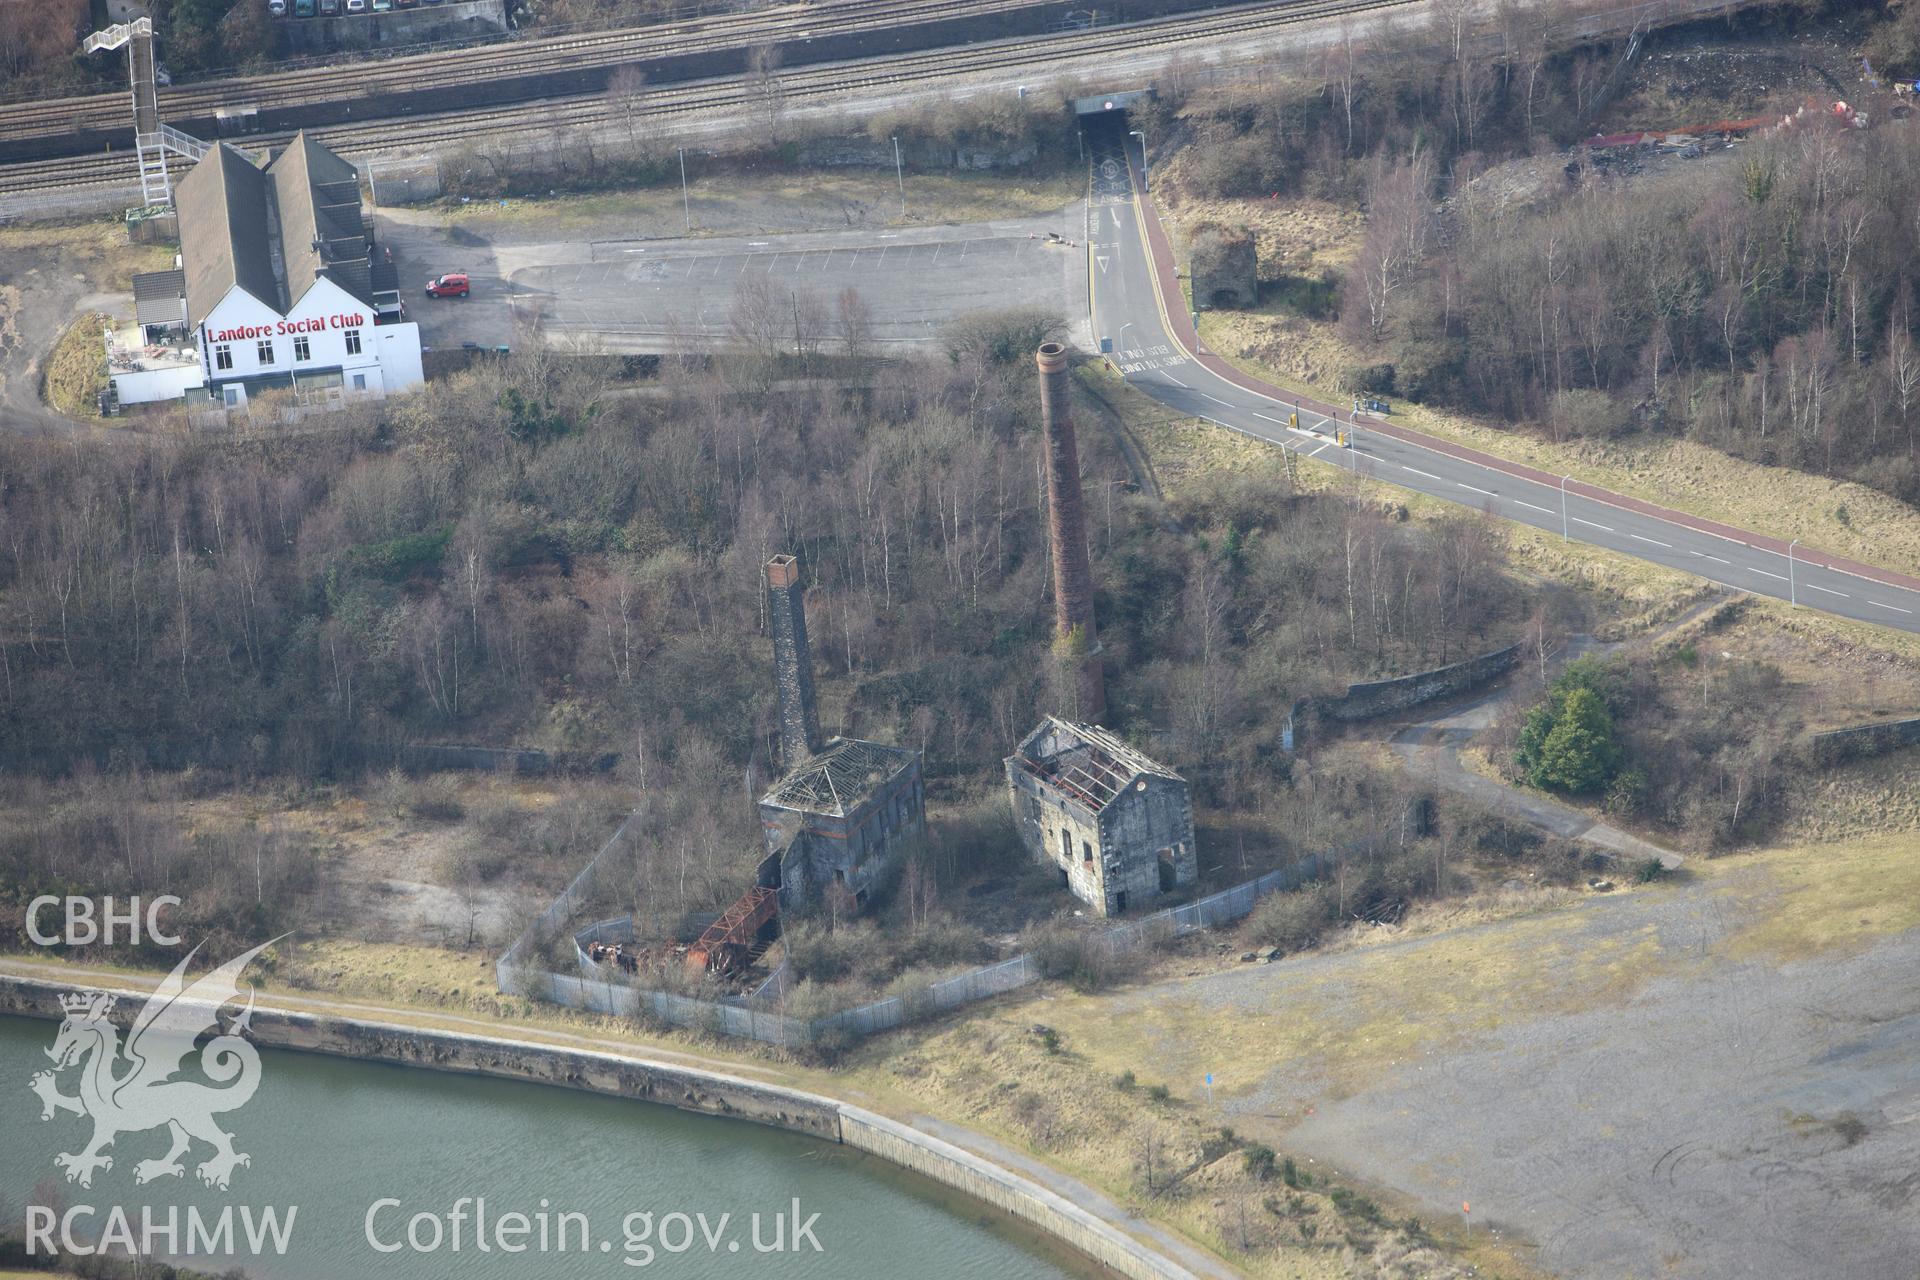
(82, 18, 208, 208)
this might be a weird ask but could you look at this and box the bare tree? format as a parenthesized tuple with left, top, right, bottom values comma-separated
(746, 44, 787, 142)
(836, 286, 874, 362)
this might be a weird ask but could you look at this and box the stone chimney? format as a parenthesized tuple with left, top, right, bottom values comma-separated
(1036, 342, 1106, 721)
(765, 554, 822, 769)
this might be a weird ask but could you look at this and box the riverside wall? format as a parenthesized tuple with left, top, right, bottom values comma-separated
(0, 972, 1198, 1280)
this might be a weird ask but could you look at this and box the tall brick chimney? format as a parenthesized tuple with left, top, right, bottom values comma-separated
(765, 554, 823, 768)
(1036, 342, 1106, 721)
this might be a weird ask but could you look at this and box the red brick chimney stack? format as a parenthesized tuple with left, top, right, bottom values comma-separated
(1036, 342, 1106, 722)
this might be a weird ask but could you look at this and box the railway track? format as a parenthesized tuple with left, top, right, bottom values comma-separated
(0, 0, 1083, 148)
(0, 0, 1407, 199)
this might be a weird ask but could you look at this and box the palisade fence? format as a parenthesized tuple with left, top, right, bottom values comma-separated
(496, 804, 1340, 1047)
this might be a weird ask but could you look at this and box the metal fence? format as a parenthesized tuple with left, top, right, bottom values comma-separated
(500, 802, 1346, 1047)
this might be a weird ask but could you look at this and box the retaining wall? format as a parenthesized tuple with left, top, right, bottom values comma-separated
(839, 1110, 1189, 1280)
(1806, 716, 1920, 766)
(0, 972, 1197, 1280)
(1295, 641, 1521, 740)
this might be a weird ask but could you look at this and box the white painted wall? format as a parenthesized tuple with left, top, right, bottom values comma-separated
(111, 362, 207, 406)
(199, 277, 409, 390)
(372, 321, 423, 394)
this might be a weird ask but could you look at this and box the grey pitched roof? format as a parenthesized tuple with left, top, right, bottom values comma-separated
(175, 143, 279, 328)
(272, 133, 373, 310)
(131, 269, 186, 327)
(174, 132, 373, 329)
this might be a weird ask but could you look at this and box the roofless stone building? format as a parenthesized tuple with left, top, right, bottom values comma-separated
(756, 555, 924, 911)
(1005, 717, 1197, 916)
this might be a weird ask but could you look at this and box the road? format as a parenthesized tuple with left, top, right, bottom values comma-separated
(1082, 121, 1920, 637)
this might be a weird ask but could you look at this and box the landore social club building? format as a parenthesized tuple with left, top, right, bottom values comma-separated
(109, 132, 421, 411)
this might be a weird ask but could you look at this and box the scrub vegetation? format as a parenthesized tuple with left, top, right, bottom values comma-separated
(1148, 0, 1920, 509)
(0, 309, 1526, 971)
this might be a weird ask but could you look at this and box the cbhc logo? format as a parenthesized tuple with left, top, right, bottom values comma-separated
(25, 896, 182, 947)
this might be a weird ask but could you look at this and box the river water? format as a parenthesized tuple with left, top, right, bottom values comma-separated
(0, 1015, 1087, 1279)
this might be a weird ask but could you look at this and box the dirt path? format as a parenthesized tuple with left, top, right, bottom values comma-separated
(1389, 674, 1685, 871)
(1384, 602, 1732, 872)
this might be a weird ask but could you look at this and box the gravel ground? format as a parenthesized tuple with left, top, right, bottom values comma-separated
(1138, 868, 1920, 1280)
(1286, 927, 1920, 1279)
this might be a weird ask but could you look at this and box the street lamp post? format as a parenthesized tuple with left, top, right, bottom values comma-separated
(1129, 129, 1148, 189)
(1788, 538, 1800, 607)
(1560, 474, 1570, 542)
(678, 147, 690, 233)
(892, 135, 906, 219)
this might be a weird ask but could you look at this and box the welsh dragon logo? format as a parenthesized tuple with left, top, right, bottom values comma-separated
(29, 940, 279, 1190)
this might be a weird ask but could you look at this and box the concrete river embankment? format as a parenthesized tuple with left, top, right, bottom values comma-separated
(0, 973, 1197, 1279)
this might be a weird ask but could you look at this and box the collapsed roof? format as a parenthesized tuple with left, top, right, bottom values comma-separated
(761, 737, 916, 817)
(1009, 716, 1183, 813)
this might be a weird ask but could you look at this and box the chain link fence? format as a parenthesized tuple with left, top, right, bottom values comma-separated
(501, 797, 1346, 1047)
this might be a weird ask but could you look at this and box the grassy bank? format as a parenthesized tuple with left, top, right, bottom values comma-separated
(42, 314, 107, 419)
(424, 167, 1080, 237)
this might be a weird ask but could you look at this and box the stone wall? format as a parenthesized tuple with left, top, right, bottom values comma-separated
(1295, 642, 1521, 740)
(1805, 716, 1920, 767)
(1099, 778, 1197, 913)
(791, 136, 1038, 171)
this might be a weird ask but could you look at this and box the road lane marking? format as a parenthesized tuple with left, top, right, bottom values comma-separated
(1459, 483, 1495, 496)
(1631, 534, 1672, 548)
(1403, 466, 1441, 481)
(1870, 599, 1915, 614)
(1201, 392, 1232, 406)
(1253, 412, 1288, 425)
(1571, 517, 1613, 532)
(1515, 500, 1554, 514)
(1163, 373, 1189, 388)
(1689, 550, 1730, 565)
(1751, 568, 1789, 581)
(1307, 442, 1330, 457)
(1806, 584, 1848, 598)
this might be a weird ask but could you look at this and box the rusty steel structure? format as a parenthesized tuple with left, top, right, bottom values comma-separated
(1036, 341, 1106, 721)
(686, 885, 780, 977)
